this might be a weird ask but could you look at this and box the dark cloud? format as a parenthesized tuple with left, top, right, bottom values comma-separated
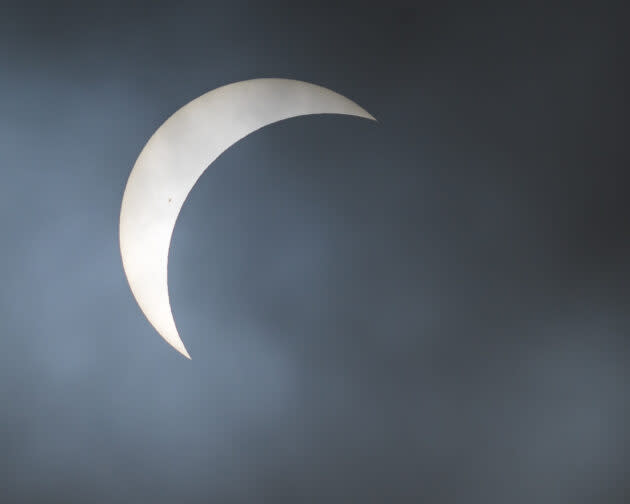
(0, 3, 627, 503)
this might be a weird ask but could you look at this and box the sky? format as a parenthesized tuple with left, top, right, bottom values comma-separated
(0, 3, 628, 503)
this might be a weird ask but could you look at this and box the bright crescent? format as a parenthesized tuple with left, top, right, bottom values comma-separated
(119, 78, 375, 359)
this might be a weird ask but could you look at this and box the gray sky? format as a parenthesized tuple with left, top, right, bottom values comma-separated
(1, 4, 627, 503)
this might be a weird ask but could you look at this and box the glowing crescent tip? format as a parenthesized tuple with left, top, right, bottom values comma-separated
(119, 78, 375, 358)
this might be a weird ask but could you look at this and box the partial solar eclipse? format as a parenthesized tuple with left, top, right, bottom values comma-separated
(119, 78, 375, 358)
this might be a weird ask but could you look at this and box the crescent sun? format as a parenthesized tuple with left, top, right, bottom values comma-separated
(119, 78, 375, 359)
